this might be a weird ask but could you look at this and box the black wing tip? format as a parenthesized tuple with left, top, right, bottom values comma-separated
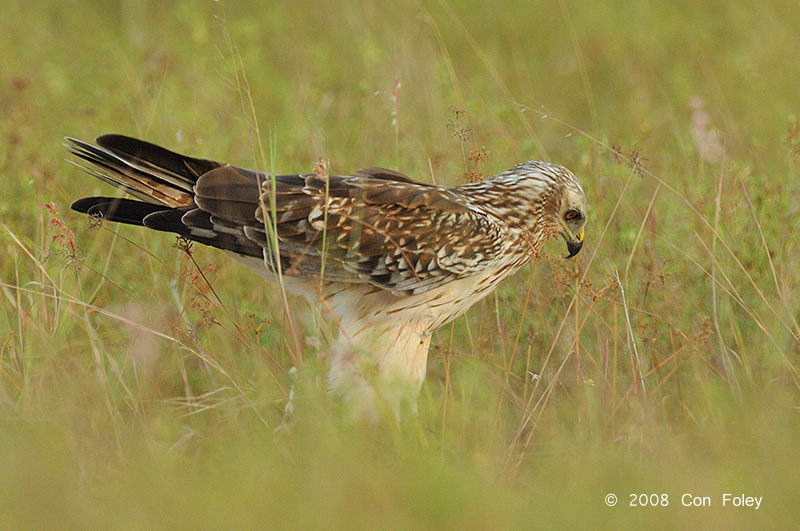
(70, 196, 105, 214)
(64, 133, 183, 163)
(95, 134, 150, 153)
(70, 196, 171, 226)
(64, 135, 125, 148)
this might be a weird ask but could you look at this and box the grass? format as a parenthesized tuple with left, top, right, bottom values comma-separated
(2, 0, 800, 528)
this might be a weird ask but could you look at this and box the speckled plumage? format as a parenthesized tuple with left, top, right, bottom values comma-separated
(68, 135, 587, 419)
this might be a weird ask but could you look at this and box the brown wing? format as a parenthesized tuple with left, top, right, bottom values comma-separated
(194, 166, 506, 295)
(68, 135, 506, 295)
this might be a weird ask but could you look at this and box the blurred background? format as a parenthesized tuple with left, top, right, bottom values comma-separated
(2, 0, 799, 528)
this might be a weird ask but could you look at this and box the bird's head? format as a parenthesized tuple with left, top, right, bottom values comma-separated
(503, 161, 587, 259)
(464, 160, 587, 259)
(556, 178, 587, 258)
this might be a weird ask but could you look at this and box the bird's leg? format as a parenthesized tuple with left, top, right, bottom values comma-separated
(327, 321, 430, 422)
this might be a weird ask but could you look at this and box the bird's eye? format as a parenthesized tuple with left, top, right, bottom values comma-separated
(564, 210, 580, 221)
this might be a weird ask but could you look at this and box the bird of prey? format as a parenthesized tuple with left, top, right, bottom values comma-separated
(67, 135, 587, 419)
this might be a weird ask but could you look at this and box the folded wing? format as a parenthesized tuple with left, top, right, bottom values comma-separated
(69, 135, 506, 295)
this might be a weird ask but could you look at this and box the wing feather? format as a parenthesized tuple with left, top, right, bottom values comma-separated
(68, 136, 506, 295)
(254, 173, 505, 295)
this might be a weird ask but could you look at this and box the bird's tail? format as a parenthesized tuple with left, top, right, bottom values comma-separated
(66, 134, 222, 224)
(67, 135, 271, 259)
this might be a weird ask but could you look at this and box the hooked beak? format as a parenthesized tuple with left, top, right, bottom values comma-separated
(563, 227, 584, 259)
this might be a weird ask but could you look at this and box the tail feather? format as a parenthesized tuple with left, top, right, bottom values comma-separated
(67, 135, 265, 259)
(94, 134, 220, 185)
(66, 136, 220, 207)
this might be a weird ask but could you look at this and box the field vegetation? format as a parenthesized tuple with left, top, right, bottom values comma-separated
(2, 0, 799, 527)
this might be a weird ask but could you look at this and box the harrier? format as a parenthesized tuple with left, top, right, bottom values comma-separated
(68, 135, 587, 419)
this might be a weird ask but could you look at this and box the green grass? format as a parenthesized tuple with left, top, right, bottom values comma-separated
(2, 0, 800, 528)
